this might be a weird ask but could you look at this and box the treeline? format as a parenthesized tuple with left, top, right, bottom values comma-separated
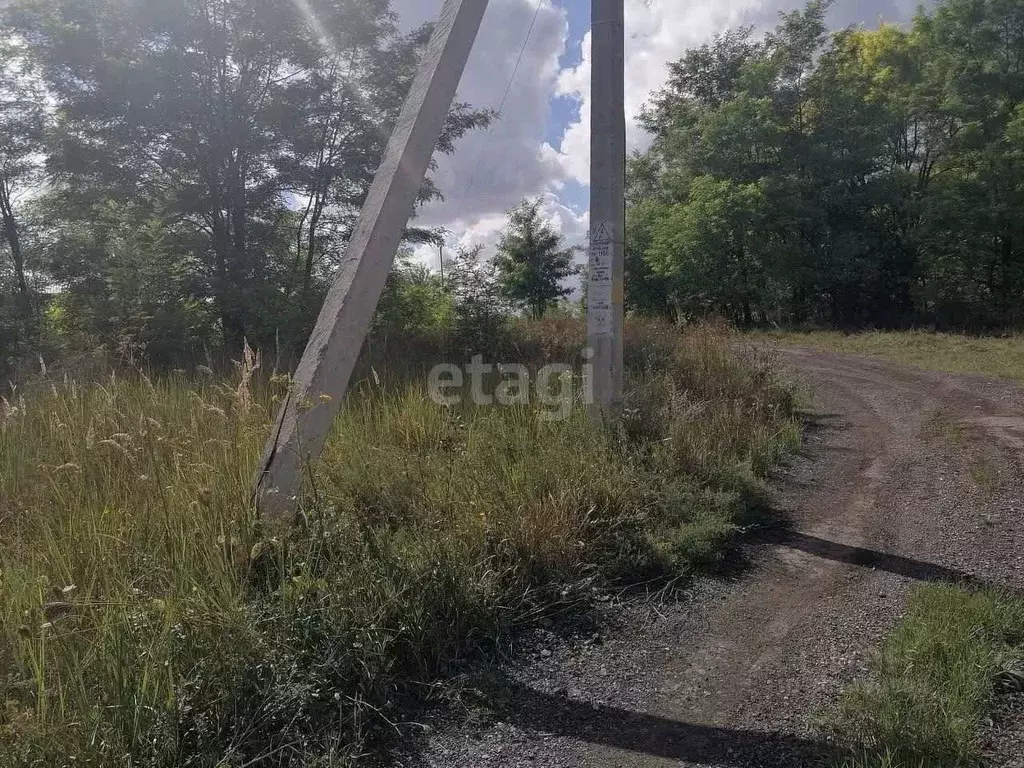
(7, 0, 1019, 373)
(627, 0, 1024, 330)
(0, 0, 494, 367)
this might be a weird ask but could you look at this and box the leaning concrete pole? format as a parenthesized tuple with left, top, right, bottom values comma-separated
(587, 0, 626, 412)
(255, 0, 490, 522)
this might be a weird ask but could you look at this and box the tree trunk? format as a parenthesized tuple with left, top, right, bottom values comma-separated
(223, 158, 250, 350)
(212, 211, 245, 351)
(736, 240, 753, 327)
(1000, 231, 1014, 323)
(0, 181, 30, 309)
(303, 197, 325, 299)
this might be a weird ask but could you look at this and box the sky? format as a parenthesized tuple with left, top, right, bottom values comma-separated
(390, 0, 927, 268)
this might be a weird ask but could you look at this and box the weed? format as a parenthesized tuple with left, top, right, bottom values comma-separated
(922, 408, 968, 447)
(833, 585, 1024, 768)
(0, 320, 798, 765)
(967, 460, 998, 494)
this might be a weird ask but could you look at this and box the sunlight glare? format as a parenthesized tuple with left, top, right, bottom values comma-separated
(290, 0, 341, 60)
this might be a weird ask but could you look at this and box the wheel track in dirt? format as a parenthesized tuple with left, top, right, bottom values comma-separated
(414, 347, 1024, 768)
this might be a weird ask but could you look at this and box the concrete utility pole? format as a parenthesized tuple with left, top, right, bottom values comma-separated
(254, 0, 490, 523)
(587, 0, 626, 412)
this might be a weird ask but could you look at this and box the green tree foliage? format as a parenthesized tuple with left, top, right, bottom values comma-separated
(630, 0, 1024, 329)
(648, 177, 770, 324)
(0, 0, 489, 364)
(0, 37, 46, 359)
(374, 255, 451, 337)
(624, 200, 673, 316)
(494, 198, 577, 319)
(445, 243, 506, 347)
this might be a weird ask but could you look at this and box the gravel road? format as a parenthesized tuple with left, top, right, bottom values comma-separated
(393, 347, 1024, 768)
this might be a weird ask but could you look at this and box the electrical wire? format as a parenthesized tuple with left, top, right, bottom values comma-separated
(454, 0, 547, 221)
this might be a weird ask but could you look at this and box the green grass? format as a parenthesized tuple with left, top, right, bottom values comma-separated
(760, 330, 1024, 382)
(922, 408, 969, 448)
(834, 585, 1024, 768)
(0, 319, 799, 766)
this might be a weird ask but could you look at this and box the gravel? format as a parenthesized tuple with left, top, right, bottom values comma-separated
(386, 349, 1024, 768)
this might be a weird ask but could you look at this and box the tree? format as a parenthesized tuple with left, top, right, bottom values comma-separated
(626, 0, 1024, 330)
(374, 255, 450, 336)
(494, 199, 577, 319)
(648, 176, 770, 324)
(8, 0, 489, 353)
(909, 0, 1024, 327)
(445, 244, 505, 346)
(624, 199, 674, 316)
(275, 4, 491, 310)
(0, 37, 46, 320)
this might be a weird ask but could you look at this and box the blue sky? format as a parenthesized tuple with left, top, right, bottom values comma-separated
(550, 0, 587, 144)
(393, 0, 926, 267)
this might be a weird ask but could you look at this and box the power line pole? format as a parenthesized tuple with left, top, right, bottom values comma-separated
(254, 0, 490, 523)
(587, 0, 625, 413)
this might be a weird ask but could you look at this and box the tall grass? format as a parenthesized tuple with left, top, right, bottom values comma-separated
(0, 320, 799, 766)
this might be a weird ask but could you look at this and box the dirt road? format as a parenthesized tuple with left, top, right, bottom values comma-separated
(414, 347, 1024, 768)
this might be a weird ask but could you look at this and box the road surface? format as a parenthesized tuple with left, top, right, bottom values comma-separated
(413, 347, 1024, 768)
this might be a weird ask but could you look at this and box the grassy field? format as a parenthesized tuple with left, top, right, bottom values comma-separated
(835, 585, 1024, 768)
(0, 319, 799, 766)
(760, 330, 1024, 382)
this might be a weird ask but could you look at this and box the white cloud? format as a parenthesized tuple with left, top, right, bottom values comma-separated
(394, 0, 928, 270)
(550, 0, 928, 186)
(393, 0, 570, 236)
(552, 0, 766, 185)
(412, 191, 588, 271)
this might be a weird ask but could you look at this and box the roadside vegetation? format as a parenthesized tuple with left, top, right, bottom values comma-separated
(0, 319, 799, 765)
(3, 0, 1023, 764)
(834, 585, 1024, 768)
(759, 331, 1024, 383)
(623, 0, 1024, 332)
(6, 0, 1024, 371)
